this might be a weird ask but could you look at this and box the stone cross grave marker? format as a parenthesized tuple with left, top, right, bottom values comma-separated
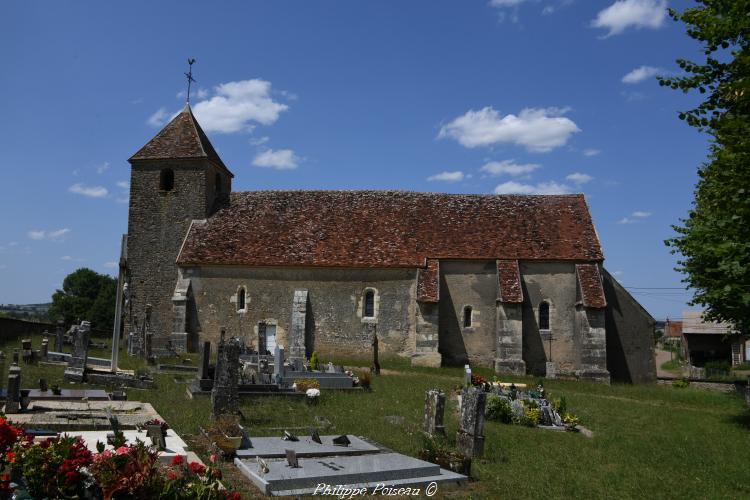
(55, 320, 64, 352)
(40, 338, 49, 359)
(463, 365, 472, 386)
(210, 328, 241, 418)
(423, 389, 446, 437)
(371, 332, 381, 375)
(64, 321, 91, 382)
(274, 345, 285, 379)
(456, 386, 486, 458)
(198, 341, 213, 391)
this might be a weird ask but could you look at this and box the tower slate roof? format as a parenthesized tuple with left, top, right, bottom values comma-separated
(129, 105, 232, 175)
(177, 190, 603, 268)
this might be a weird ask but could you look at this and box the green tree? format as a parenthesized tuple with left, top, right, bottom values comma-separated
(49, 268, 117, 332)
(660, 1, 750, 332)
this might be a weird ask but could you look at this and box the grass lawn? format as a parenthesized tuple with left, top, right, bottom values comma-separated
(2, 335, 749, 499)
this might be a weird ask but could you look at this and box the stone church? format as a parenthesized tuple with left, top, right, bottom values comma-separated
(122, 104, 656, 383)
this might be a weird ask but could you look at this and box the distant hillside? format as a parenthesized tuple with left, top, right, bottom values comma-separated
(0, 303, 52, 322)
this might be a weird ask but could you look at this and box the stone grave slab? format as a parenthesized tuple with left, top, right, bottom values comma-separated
(67, 429, 193, 464)
(9, 401, 161, 431)
(236, 435, 380, 459)
(235, 452, 467, 496)
(281, 371, 355, 389)
(26, 389, 110, 401)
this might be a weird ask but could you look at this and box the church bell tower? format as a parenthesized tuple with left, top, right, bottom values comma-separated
(124, 104, 233, 352)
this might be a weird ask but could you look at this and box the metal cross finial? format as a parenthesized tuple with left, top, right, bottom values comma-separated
(184, 58, 197, 103)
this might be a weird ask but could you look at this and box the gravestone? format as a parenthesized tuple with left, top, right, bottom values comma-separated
(371, 332, 381, 375)
(292, 358, 305, 372)
(546, 362, 557, 379)
(326, 362, 335, 373)
(6, 361, 21, 413)
(55, 320, 64, 352)
(64, 321, 91, 383)
(423, 389, 446, 437)
(274, 345, 285, 378)
(456, 386, 486, 458)
(540, 405, 554, 426)
(210, 328, 241, 418)
(463, 365, 472, 386)
(40, 338, 49, 359)
(21, 339, 32, 364)
(198, 341, 213, 391)
(289, 290, 308, 363)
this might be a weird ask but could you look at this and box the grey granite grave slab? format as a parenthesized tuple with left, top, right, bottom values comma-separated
(235, 452, 467, 495)
(26, 389, 110, 401)
(281, 371, 354, 389)
(235, 435, 379, 459)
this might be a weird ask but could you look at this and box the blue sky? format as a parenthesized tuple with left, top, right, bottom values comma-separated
(0, 0, 708, 320)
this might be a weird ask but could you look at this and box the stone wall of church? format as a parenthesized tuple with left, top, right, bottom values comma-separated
(519, 262, 580, 376)
(438, 260, 498, 367)
(602, 268, 656, 383)
(182, 266, 417, 360)
(126, 161, 211, 342)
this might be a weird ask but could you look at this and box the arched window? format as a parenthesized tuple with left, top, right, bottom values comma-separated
(463, 306, 473, 328)
(364, 290, 375, 318)
(160, 168, 174, 191)
(539, 302, 550, 330)
(215, 173, 222, 194)
(237, 287, 246, 312)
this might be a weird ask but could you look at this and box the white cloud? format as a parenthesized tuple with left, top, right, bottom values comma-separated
(103, 261, 118, 268)
(250, 136, 270, 146)
(252, 149, 299, 170)
(622, 65, 661, 84)
(192, 79, 289, 134)
(116, 181, 130, 190)
(438, 106, 580, 152)
(147, 107, 170, 127)
(583, 148, 601, 157)
(61, 255, 73, 261)
(489, 0, 527, 6)
(566, 172, 593, 184)
(618, 211, 652, 224)
(480, 159, 540, 176)
(69, 183, 109, 198)
(427, 171, 465, 182)
(613, 270, 624, 276)
(592, 0, 667, 37)
(96, 162, 110, 174)
(494, 181, 572, 195)
(27, 228, 70, 241)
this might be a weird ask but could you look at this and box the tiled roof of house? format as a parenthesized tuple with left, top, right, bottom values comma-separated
(497, 260, 523, 303)
(665, 320, 683, 338)
(178, 190, 603, 268)
(576, 264, 607, 309)
(129, 105, 231, 175)
(416, 259, 439, 303)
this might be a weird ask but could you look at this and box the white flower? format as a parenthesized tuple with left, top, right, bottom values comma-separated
(306, 388, 321, 398)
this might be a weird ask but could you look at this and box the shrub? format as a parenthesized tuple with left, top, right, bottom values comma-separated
(485, 394, 513, 423)
(358, 371, 371, 390)
(672, 378, 690, 388)
(471, 373, 487, 387)
(521, 406, 541, 427)
(309, 351, 319, 371)
(551, 396, 567, 415)
(562, 413, 580, 427)
(294, 378, 321, 392)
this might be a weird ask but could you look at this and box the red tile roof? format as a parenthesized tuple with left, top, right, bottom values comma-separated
(417, 259, 439, 303)
(497, 260, 523, 303)
(576, 264, 607, 309)
(129, 105, 232, 175)
(665, 320, 683, 338)
(178, 191, 603, 267)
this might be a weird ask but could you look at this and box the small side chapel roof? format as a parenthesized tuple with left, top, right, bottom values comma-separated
(497, 260, 523, 303)
(129, 104, 233, 176)
(576, 264, 607, 309)
(178, 190, 604, 268)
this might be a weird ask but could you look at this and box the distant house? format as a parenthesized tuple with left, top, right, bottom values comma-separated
(681, 310, 747, 366)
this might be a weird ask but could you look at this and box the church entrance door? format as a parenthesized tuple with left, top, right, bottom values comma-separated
(265, 324, 277, 353)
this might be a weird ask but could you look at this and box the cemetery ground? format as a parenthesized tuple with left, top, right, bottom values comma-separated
(3, 332, 749, 499)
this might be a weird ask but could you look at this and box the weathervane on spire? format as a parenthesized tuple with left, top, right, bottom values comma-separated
(184, 58, 196, 103)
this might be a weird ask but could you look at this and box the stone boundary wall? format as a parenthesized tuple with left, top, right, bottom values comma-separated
(656, 376, 747, 394)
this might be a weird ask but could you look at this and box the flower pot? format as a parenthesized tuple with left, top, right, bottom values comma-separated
(215, 434, 242, 453)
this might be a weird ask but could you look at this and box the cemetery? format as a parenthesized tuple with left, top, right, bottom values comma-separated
(0, 325, 748, 498)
